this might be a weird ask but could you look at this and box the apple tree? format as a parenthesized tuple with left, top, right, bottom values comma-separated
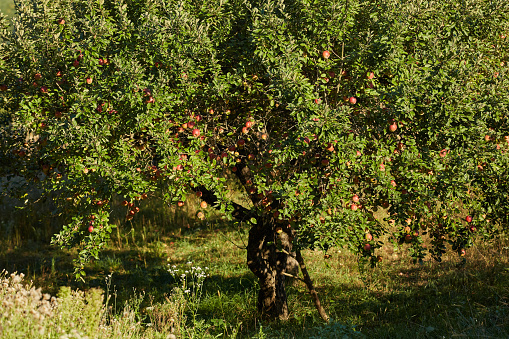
(1, 0, 508, 321)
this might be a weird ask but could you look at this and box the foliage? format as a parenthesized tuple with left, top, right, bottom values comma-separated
(0, 0, 508, 317)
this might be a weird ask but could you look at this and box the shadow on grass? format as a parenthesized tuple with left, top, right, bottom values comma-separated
(0, 225, 508, 338)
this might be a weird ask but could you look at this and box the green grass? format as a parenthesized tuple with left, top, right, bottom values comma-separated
(1, 196, 508, 338)
(0, 0, 14, 18)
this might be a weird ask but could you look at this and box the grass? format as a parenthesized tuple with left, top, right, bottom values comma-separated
(0, 0, 14, 18)
(0, 194, 508, 338)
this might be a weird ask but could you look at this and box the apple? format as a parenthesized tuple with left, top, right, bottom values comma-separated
(321, 159, 329, 166)
(177, 201, 184, 207)
(326, 143, 334, 152)
(192, 128, 200, 137)
(197, 211, 205, 220)
(40, 86, 48, 93)
(460, 249, 466, 256)
(86, 77, 92, 84)
(365, 233, 373, 241)
(231, 166, 237, 172)
(350, 204, 358, 211)
(187, 121, 195, 129)
(363, 243, 371, 251)
(390, 180, 397, 187)
(122, 200, 129, 206)
(56, 70, 63, 77)
(389, 122, 398, 132)
(194, 114, 202, 122)
(54, 111, 62, 118)
(0, 84, 7, 91)
(246, 120, 254, 128)
(237, 139, 246, 147)
(196, 191, 203, 198)
(57, 18, 65, 25)
(200, 201, 208, 209)
(349, 96, 357, 105)
(248, 154, 255, 161)
(356, 150, 362, 156)
(242, 126, 249, 134)
(322, 50, 330, 59)
(465, 215, 473, 223)
(145, 96, 155, 104)
(314, 98, 322, 104)
(73, 59, 79, 67)
(99, 58, 104, 66)
(352, 194, 359, 202)
(88, 226, 94, 232)
(367, 72, 374, 79)
(34, 73, 42, 80)
(261, 133, 268, 140)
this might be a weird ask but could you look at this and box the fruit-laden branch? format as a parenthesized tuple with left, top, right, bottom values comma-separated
(192, 185, 253, 221)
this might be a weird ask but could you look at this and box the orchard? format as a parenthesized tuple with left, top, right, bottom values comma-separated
(0, 0, 508, 322)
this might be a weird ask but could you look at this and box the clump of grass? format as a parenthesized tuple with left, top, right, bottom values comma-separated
(0, 270, 184, 338)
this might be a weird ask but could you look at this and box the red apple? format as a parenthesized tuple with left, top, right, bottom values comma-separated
(187, 121, 195, 129)
(389, 122, 398, 132)
(237, 139, 245, 147)
(88, 226, 94, 232)
(322, 50, 330, 59)
(365, 233, 373, 241)
(177, 201, 184, 207)
(192, 128, 200, 137)
(390, 180, 397, 187)
(194, 114, 202, 122)
(349, 96, 357, 105)
(56, 71, 63, 77)
(200, 201, 208, 209)
(86, 77, 92, 84)
(363, 243, 371, 251)
(367, 71, 374, 79)
(40, 86, 48, 93)
(351, 204, 358, 211)
(57, 18, 65, 25)
(73, 59, 79, 67)
(242, 126, 249, 134)
(321, 159, 329, 166)
(248, 154, 255, 161)
(34, 73, 42, 80)
(261, 133, 268, 140)
(245, 120, 254, 128)
(352, 194, 359, 202)
(122, 200, 129, 206)
(465, 215, 473, 223)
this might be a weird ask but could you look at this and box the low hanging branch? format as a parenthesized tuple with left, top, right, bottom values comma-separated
(295, 249, 329, 323)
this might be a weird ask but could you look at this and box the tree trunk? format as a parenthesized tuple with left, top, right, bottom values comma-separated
(247, 219, 291, 320)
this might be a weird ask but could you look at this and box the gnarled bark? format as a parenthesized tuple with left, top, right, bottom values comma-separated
(247, 219, 291, 320)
